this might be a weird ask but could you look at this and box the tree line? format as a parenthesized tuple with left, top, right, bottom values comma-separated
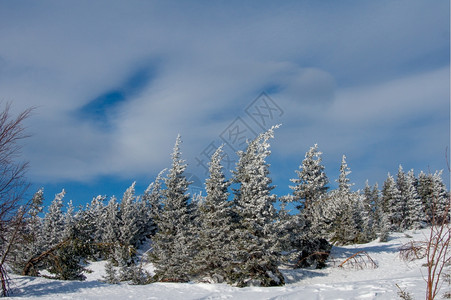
(2, 125, 450, 290)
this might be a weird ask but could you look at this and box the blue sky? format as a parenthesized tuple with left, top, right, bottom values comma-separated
(0, 1, 449, 208)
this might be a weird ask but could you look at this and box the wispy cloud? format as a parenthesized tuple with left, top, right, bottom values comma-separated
(0, 0, 448, 192)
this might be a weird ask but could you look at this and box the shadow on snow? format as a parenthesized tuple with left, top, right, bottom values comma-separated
(10, 276, 106, 298)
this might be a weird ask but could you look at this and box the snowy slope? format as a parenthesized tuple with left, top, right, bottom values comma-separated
(6, 228, 447, 299)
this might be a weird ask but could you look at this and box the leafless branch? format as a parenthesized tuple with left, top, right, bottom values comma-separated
(425, 204, 450, 300)
(399, 240, 427, 261)
(338, 251, 378, 270)
(0, 102, 33, 297)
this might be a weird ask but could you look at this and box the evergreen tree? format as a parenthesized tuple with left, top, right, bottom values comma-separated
(63, 200, 75, 239)
(75, 202, 98, 245)
(119, 182, 142, 248)
(112, 242, 133, 268)
(229, 125, 284, 287)
(417, 171, 433, 222)
(329, 191, 362, 245)
(102, 196, 120, 245)
(378, 211, 390, 242)
(372, 181, 390, 242)
(10, 189, 45, 274)
(329, 156, 364, 245)
(29, 188, 45, 219)
(382, 174, 402, 231)
(273, 195, 298, 256)
(194, 145, 234, 283)
(41, 189, 66, 248)
(103, 261, 119, 284)
(290, 144, 329, 239)
(337, 155, 353, 193)
(417, 171, 449, 224)
(128, 263, 152, 285)
(361, 181, 376, 241)
(47, 237, 88, 281)
(151, 135, 193, 282)
(370, 183, 384, 234)
(142, 170, 166, 237)
(290, 144, 329, 211)
(431, 170, 450, 223)
(40, 190, 89, 281)
(396, 165, 410, 231)
(404, 170, 424, 229)
(90, 195, 106, 242)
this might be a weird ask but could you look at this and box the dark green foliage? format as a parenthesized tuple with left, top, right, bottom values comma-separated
(226, 260, 284, 287)
(295, 238, 332, 269)
(47, 240, 87, 281)
(44, 225, 92, 281)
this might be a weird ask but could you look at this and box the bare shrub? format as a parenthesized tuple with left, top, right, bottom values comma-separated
(0, 103, 33, 297)
(424, 205, 450, 300)
(399, 240, 427, 261)
(395, 283, 413, 300)
(338, 251, 378, 270)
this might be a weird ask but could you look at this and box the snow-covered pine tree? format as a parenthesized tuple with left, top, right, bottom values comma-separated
(330, 192, 364, 245)
(431, 170, 450, 224)
(141, 169, 166, 237)
(90, 195, 106, 242)
(404, 170, 424, 229)
(151, 135, 194, 282)
(119, 182, 142, 248)
(29, 188, 44, 219)
(370, 183, 384, 233)
(134, 197, 151, 244)
(103, 260, 119, 284)
(41, 189, 66, 248)
(290, 144, 329, 212)
(417, 171, 434, 223)
(378, 211, 390, 242)
(368, 182, 389, 241)
(128, 263, 152, 285)
(273, 195, 297, 256)
(75, 198, 102, 246)
(361, 181, 376, 241)
(100, 196, 121, 262)
(40, 190, 88, 280)
(26, 189, 45, 251)
(338, 155, 353, 193)
(382, 174, 402, 231)
(396, 165, 410, 231)
(290, 144, 329, 239)
(104, 188, 139, 272)
(329, 156, 364, 245)
(10, 189, 45, 274)
(277, 193, 333, 270)
(230, 125, 284, 287)
(62, 200, 75, 238)
(417, 171, 449, 225)
(102, 196, 120, 245)
(194, 145, 234, 283)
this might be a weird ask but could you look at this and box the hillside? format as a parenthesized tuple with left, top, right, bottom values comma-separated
(7, 228, 447, 300)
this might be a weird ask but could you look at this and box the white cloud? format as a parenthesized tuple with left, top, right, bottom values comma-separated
(0, 1, 448, 187)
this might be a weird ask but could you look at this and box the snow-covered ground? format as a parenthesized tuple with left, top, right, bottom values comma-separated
(6, 228, 448, 299)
